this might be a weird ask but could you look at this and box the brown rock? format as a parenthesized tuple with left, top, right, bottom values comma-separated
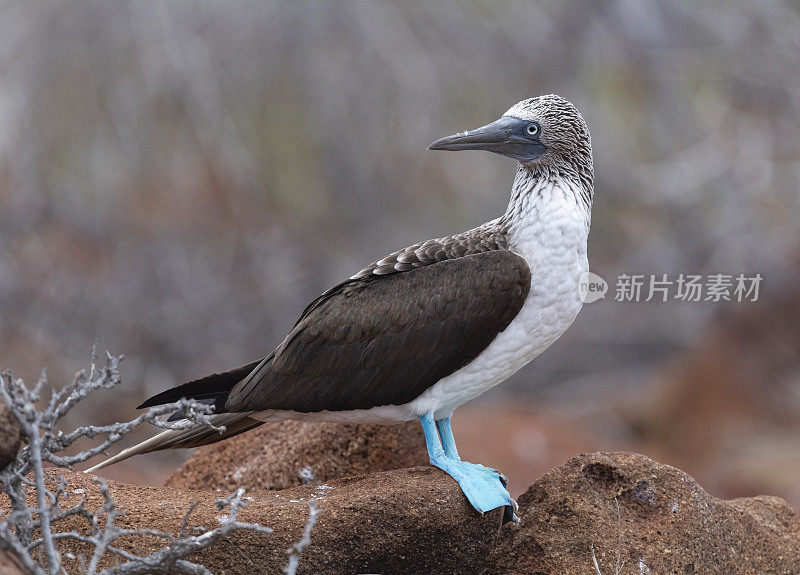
(0, 548, 30, 575)
(166, 420, 428, 491)
(0, 399, 23, 470)
(10, 451, 799, 574)
(43, 466, 502, 574)
(490, 452, 800, 574)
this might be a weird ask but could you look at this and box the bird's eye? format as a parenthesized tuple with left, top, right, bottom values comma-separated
(526, 123, 540, 136)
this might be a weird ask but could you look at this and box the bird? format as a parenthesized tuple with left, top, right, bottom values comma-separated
(86, 95, 594, 521)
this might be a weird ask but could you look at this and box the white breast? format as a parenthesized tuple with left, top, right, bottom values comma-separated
(405, 179, 590, 420)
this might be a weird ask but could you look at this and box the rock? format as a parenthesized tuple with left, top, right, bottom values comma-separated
(166, 420, 428, 491)
(0, 399, 23, 470)
(10, 452, 800, 574)
(490, 452, 800, 574)
(46, 466, 502, 574)
(0, 548, 30, 575)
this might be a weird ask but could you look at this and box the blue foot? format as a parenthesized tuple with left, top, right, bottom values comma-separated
(430, 454, 518, 516)
(420, 413, 519, 522)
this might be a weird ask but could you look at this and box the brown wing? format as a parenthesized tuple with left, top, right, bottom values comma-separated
(224, 249, 530, 413)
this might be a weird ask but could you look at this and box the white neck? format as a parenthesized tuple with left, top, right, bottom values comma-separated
(501, 164, 592, 240)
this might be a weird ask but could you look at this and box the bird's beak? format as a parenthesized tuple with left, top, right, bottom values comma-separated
(427, 116, 546, 162)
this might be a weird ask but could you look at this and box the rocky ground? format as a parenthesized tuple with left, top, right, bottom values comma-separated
(165, 420, 428, 492)
(492, 452, 800, 574)
(3, 410, 799, 574)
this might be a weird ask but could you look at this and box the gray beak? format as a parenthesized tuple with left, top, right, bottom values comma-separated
(428, 116, 546, 162)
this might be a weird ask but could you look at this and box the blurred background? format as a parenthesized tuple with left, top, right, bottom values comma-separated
(1, 1, 799, 506)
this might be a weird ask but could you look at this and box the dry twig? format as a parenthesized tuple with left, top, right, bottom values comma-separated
(0, 349, 296, 575)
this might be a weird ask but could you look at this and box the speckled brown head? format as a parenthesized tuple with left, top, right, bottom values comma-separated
(428, 94, 593, 187)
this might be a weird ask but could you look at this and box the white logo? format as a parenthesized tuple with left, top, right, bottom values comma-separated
(579, 271, 608, 303)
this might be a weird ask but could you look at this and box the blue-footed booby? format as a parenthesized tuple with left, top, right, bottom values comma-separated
(87, 95, 594, 521)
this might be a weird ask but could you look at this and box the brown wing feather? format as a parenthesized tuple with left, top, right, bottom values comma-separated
(225, 250, 530, 413)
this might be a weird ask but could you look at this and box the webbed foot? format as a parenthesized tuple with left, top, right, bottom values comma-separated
(430, 455, 518, 521)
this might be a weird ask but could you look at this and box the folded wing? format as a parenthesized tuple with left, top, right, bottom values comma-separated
(225, 249, 531, 413)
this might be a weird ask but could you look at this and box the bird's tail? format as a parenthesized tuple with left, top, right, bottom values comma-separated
(84, 412, 262, 473)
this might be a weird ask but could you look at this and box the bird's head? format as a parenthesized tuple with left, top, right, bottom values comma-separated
(428, 95, 592, 182)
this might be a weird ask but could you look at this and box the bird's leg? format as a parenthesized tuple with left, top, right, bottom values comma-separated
(419, 413, 518, 522)
(420, 411, 446, 460)
(435, 416, 509, 484)
(435, 416, 460, 460)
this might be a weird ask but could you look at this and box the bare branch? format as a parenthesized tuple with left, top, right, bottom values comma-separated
(179, 503, 200, 538)
(0, 350, 279, 574)
(284, 500, 320, 575)
(0, 521, 48, 575)
(91, 486, 272, 575)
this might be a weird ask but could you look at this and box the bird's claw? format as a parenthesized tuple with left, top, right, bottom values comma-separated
(501, 494, 520, 525)
(430, 456, 516, 518)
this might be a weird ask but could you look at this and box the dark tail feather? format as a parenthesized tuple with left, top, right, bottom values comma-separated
(85, 412, 263, 473)
(137, 360, 262, 410)
(85, 360, 265, 474)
